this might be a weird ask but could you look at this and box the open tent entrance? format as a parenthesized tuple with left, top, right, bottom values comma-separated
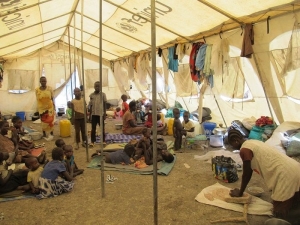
(54, 68, 80, 114)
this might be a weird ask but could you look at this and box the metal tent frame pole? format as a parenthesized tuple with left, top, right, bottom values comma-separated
(80, 0, 89, 163)
(151, 1, 158, 224)
(68, 27, 73, 98)
(99, 0, 105, 198)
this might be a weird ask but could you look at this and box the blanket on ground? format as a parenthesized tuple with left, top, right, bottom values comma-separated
(87, 155, 176, 176)
(195, 183, 273, 215)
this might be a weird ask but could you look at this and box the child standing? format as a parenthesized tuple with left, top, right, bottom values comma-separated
(25, 157, 43, 194)
(63, 145, 84, 177)
(89, 81, 107, 147)
(71, 87, 87, 149)
(172, 108, 183, 151)
(66, 101, 73, 121)
(104, 144, 135, 165)
(121, 94, 129, 115)
(37, 147, 74, 199)
(181, 111, 195, 138)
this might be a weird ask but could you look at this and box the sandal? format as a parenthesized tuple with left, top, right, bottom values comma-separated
(89, 143, 94, 148)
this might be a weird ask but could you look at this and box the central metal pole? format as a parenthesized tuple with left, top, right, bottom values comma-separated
(99, 0, 105, 198)
(80, 0, 89, 162)
(151, 0, 158, 224)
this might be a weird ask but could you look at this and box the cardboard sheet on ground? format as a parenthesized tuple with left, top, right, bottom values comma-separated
(87, 155, 176, 176)
(102, 143, 127, 152)
(194, 149, 243, 166)
(195, 183, 273, 216)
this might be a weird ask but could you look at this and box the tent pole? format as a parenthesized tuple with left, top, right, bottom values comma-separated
(151, 1, 158, 225)
(99, 0, 105, 198)
(211, 88, 227, 127)
(73, 15, 77, 87)
(253, 54, 274, 120)
(63, 45, 68, 104)
(80, 0, 89, 163)
(68, 27, 73, 98)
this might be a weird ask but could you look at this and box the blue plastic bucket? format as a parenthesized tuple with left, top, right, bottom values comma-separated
(16, 111, 25, 121)
(202, 122, 217, 138)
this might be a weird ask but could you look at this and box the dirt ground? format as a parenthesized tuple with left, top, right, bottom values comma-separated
(1, 117, 275, 225)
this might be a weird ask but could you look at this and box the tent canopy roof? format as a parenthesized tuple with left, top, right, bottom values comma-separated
(0, 0, 299, 61)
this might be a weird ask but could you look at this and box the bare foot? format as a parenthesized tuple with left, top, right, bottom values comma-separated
(17, 184, 30, 192)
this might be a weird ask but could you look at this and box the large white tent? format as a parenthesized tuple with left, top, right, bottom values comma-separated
(1, 0, 300, 125)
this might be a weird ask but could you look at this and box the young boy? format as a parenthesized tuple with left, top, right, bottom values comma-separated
(121, 94, 129, 115)
(172, 108, 183, 151)
(63, 145, 84, 177)
(89, 81, 107, 147)
(55, 138, 66, 148)
(71, 87, 87, 149)
(181, 111, 195, 138)
(104, 144, 135, 165)
(25, 157, 43, 194)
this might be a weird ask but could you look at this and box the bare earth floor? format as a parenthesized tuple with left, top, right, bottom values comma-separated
(0, 118, 273, 225)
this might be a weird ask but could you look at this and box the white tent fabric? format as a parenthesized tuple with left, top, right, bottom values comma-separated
(1, 0, 300, 126)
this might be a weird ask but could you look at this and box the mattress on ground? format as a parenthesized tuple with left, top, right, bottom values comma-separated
(105, 133, 142, 143)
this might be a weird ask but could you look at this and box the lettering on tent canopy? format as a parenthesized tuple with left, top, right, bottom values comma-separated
(116, 1, 172, 33)
(0, 0, 28, 31)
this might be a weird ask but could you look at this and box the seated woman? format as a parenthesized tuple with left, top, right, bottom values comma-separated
(122, 101, 145, 135)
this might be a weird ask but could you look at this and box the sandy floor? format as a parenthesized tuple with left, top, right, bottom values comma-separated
(0, 117, 276, 225)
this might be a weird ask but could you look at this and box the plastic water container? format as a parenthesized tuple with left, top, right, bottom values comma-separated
(167, 118, 174, 136)
(202, 122, 217, 138)
(16, 111, 25, 121)
(60, 119, 71, 137)
(25, 110, 34, 121)
(209, 135, 223, 147)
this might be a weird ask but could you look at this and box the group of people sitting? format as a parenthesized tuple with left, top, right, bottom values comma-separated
(95, 127, 174, 166)
(121, 101, 167, 135)
(0, 136, 84, 198)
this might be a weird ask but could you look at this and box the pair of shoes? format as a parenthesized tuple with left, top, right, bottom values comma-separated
(89, 143, 94, 148)
(82, 143, 86, 147)
(43, 135, 53, 142)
